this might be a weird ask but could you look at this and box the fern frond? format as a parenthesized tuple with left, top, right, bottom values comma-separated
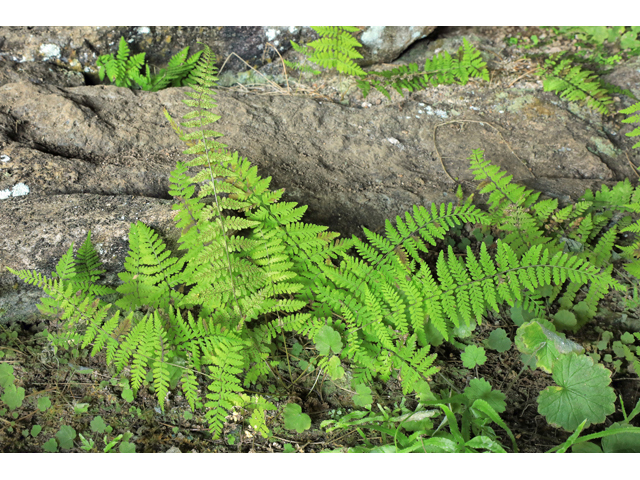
(287, 26, 366, 78)
(360, 38, 489, 99)
(538, 53, 615, 115)
(204, 338, 245, 438)
(621, 101, 640, 149)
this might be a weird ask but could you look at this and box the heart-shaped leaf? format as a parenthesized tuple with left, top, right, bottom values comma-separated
(1, 384, 25, 411)
(283, 403, 311, 434)
(464, 378, 506, 413)
(314, 326, 343, 356)
(537, 353, 616, 431)
(461, 344, 486, 368)
(55, 425, 77, 450)
(353, 384, 373, 407)
(484, 328, 512, 353)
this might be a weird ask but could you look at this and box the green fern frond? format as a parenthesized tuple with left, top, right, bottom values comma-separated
(115, 221, 184, 313)
(620, 101, 640, 149)
(96, 37, 146, 88)
(537, 53, 615, 115)
(97, 37, 200, 92)
(361, 38, 489, 99)
(204, 338, 245, 438)
(288, 26, 366, 78)
(75, 232, 117, 297)
(241, 395, 276, 438)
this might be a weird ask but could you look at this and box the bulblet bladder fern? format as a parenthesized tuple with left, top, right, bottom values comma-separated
(7, 44, 632, 441)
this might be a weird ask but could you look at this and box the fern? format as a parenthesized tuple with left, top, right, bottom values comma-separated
(115, 221, 184, 313)
(360, 38, 489, 100)
(97, 37, 146, 89)
(97, 37, 201, 92)
(286, 28, 488, 100)
(469, 148, 640, 327)
(286, 26, 366, 78)
(621, 101, 640, 149)
(7, 43, 634, 443)
(536, 52, 617, 115)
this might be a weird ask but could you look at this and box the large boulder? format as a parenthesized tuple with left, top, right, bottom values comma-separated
(1, 26, 638, 326)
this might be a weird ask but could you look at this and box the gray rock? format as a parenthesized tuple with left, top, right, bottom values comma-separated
(0, 26, 296, 80)
(1, 26, 639, 326)
(357, 26, 437, 66)
(0, 58, 85, 88)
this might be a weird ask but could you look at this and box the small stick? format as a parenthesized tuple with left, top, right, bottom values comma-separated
(507, 66, 539, 88)
(433, 119, 534, 183)
(626, 150, 639, 178)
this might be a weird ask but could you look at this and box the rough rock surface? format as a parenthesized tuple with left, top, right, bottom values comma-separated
(0, 26, 434, 83)
(1, 26, 639, 325)
(0, 26, 287, 78)
(0, 58, 85, 88)
(356, 26, 437, 66)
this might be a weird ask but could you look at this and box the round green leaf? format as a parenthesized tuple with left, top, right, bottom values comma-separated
(283, 403, 311, 434)
(453, 318, 477, 338)
(537, 353, 616, 431)
(464, 378, 506, 413)
(461, 345, 486, 369)
(0, 363, 14, 389)
(1, 384, 25, 411)
(353, 384, 373, 407)
(291, 343, 303, 356)
(42, 438, 58, 452)
(315, 326, 343, 356)
(30, 425, 42, 437)
(121, 388, 134, 403)
(510, 302, 537, 327)
(484, 328, 512, 353)
(515, 320, 583, 373)
(621, 332, 636, 345)
(37, 396, 51, 412)
(553, 310, 577, 331)
(55, 425, 77, 450)
(572, 300, 591, 325)
(612, 341, 626, 357)
(90, 416, 107, 434)
(119, 441, 136, 453)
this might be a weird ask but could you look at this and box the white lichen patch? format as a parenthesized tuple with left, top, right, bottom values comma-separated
(387, 137, 405, 150)
(0, 155, 10, 162)
(0, 182, 30, 199)
(424, 105, 449, 119)
(39, 44, 61, 61)
(265, 28, 281, 41)
(360, 26, 385, 54)
(137, 27, 151, 35)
